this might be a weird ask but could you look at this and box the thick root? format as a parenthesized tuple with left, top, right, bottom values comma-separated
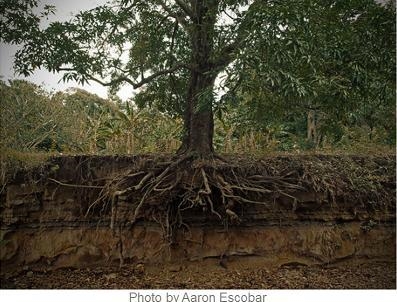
(83, 153, 308, 241)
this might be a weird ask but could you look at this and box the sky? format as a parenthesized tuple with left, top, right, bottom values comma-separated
(0, 0, 135, 101)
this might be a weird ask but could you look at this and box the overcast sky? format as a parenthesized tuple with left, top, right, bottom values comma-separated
(0, 0, 135, 100)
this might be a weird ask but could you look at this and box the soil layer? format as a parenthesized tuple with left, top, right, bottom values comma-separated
(1, 260, 395, 289)
(1, 154, 395, 289)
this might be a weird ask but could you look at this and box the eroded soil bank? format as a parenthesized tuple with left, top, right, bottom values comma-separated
(0, 154, 395, 288)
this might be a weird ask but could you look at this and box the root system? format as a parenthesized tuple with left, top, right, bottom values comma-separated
(59, 153, 395, 242)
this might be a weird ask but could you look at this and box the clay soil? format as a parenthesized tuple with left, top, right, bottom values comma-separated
(1, 260, 395, 289)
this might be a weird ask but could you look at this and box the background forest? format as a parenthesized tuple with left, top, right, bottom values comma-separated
(1, 76, 394, 159)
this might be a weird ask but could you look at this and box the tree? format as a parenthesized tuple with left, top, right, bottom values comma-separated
(2, 0, 394, 157)
(1, 0, 395, 236)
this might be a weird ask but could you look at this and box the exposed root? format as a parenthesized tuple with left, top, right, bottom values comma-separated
(66, 153, 394, 243)
(82, 154, 305, 240)
(114, 172, 152, 196)
(110, 195, 117, 232)
(48, 178, 104, 189)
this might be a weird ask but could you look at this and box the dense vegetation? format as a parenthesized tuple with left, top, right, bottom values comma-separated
(0, 78, 394, 159)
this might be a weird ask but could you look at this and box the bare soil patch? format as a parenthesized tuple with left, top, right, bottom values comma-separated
(1, 260, 395, 289)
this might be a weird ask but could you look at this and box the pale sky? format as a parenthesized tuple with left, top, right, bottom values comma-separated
(0, 0, 135, 100)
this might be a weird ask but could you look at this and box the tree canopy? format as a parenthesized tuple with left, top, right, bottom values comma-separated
(0, 0, 395, 155)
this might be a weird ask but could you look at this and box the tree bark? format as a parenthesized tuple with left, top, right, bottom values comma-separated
(307, 109, 317, 144)
(178, 69, 216, 155)
(307, 109, 323, 148)
(177, 0, 218, 156)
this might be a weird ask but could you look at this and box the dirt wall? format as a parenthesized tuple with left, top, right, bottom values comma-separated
(0, 155, 395, 273)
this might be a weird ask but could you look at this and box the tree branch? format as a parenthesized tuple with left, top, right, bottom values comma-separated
(168, 20, 179, 66)
(174, 0, 194, 19)
(156, 0, 190, 30)
(59, 63, 191, 89)
(211, 0, 261, 69)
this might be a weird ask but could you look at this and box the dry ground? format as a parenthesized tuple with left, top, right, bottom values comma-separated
(1, 260, 395, 289)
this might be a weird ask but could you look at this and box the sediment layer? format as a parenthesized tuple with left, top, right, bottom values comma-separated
(1, 155, 395, 273)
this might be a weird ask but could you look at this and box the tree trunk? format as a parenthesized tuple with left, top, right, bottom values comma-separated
(178, 70, 216, 156)
(177, 0, 218, 156)
(307, 109, 323, 148)
(307, 109, 317, 148)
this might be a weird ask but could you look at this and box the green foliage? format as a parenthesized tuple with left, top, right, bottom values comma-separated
(0, 80, 182, 155)
(3, 1, 393, 115)
(0, 0, 55, 44)
(0, 0, 395, 155)
(235, 1, 394, 153)
(220, 0, 395, 149)
(0, 79, 394, 164)
(0, 80, 74, 152)
(213, 95, 395, 154)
